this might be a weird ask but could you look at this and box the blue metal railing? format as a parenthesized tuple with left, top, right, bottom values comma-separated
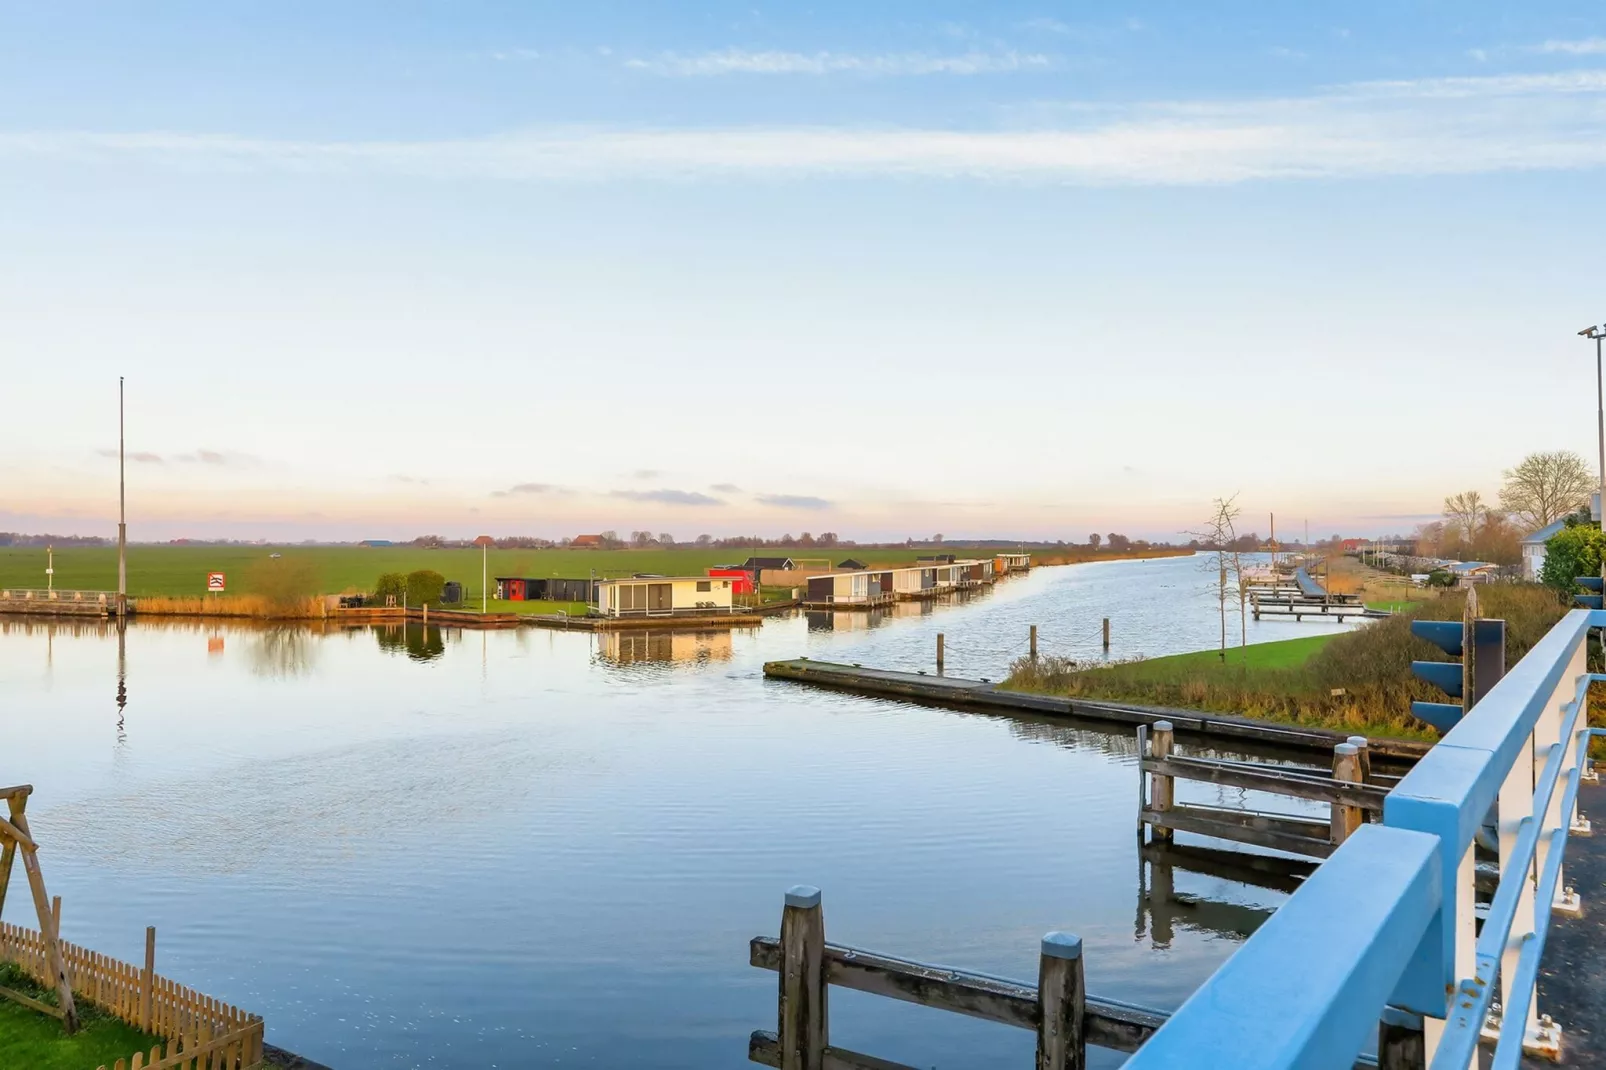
(1125, 608, 1603, 1070)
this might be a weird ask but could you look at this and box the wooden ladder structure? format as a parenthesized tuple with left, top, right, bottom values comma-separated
(0, 783, 80, 1032)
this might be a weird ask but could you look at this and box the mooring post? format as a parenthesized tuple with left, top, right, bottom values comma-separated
(1135, 725, 1149, 832)
(1037, 932, 1086, 1070)
(50, 895, 60, 933)
(140, 925, 155, 1032)
(1346, 735, 1372, 784)
(422, 603, 428, 625)
(1331, 743, 1364, 845)
(1149, 721, 1174, 844)
(1030, 624, 1038, 659)
(936, 633, 945, 673)
(1102, 618, 1110, 650)
(778, 885, 826, 1070)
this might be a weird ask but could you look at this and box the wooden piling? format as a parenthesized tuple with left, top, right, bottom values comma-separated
(1149, 721, 1175, 845)
(1102, 618, 1110, 650)
(1330, 744, 1364, 846)
(139, 926, 155, 1032)
(1346, 736, 1372, 784)
(51, 895, 60, 933)
(1036, 932, 1085, 1070)
(936, 633, 945, 673)
(1135, 725, 1148, 832)
(1030, 625, 1038, 659)
(778, 886, 827, 1070)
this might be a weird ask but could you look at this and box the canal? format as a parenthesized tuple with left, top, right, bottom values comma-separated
(0, 555, 1359, 1069)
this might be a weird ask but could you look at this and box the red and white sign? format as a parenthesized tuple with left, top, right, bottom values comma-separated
(207, 572, 226, 592)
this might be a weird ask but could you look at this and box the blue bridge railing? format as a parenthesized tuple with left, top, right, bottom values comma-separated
(1125, 608, 1602, 1070)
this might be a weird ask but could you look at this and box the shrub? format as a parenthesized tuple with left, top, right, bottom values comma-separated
(243, 556, 321, 612)
(374, 572, 407, 604)
(406, 569, 447, 605)
(1539, 524, 1606, 593)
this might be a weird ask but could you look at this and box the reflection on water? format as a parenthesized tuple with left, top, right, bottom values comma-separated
(597, 629, 736, 667)
(374, 621, 445, 663)
(0, 556, 1336, 1070)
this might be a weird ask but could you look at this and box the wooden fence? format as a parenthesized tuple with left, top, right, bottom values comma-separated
(0, 921, 263, 1070)
(748, 886, 1168, 1070)
(1137, 721, 1393, 859)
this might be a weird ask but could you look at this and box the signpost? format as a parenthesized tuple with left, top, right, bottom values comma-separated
(207, 572, 226, 594)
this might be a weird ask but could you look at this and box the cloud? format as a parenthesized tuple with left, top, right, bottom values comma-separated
(12, 68, 1606, 186)
(756, 493, 833, 510)
(609, 488, 724, 506)
(490, 48, 541, 61)
(491, 482, 569, 497)
(631, 468, 662, 479)
(1466, 48, 1488, 62)
(709, 482, 742, 493)
(98, 448, 163, 463)
(169, 448, 254, 466)
(1268, 46, 1307, 60)
(1536, 38, 1606, 55)
(623, 48, 1052, 77)
(389, 474, 429, 485)
(1019, 17, 1072, 35)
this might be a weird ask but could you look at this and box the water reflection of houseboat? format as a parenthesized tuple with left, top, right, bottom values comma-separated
(598, 629, 735, 666)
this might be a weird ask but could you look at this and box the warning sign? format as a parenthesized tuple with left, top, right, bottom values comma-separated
(207, 572, 226, 592)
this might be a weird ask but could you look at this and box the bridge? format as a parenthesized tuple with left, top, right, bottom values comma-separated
(751, 607, 1605, 1070)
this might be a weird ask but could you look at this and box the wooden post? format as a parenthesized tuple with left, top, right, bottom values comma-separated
(1331, 743, 1364, 845)
(1102, 618, 1110, 650)
(8, 799, 79, 1032)
(936, 633, 945, 673)
(1036, 932, 1085, 1070)
(778, 885, 827, 1070)
(140, 926, 156, 1032)
(1030, 625, 1038, 659)
(1135, 725, 1148, 832)
(1377, 1015, 1426, 1070)
(1149, 721, 1174, 845)
(1346, 735, 1372, 784)
(51, 895, 60, 933)
(422, 603, 428, 625)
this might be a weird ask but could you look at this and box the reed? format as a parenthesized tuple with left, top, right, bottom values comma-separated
(132, 595, 324, 620)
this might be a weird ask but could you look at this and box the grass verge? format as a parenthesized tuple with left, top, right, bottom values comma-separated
(0, 963, 162, 1070)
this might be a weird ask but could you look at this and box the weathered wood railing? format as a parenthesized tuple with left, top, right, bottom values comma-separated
(1138, 721, 1392, 858)
(748, 885, 1168, 1070)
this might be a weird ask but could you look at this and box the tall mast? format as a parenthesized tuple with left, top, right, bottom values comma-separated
(117, 376, 127, 616)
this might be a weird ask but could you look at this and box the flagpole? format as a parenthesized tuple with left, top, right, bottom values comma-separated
(118, 376, 127, 617)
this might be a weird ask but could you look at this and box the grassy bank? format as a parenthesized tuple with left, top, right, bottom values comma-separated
(0, 964, 162, 1070)
(1, 544, 1189, 617)
(1004, 584, 1580, 741)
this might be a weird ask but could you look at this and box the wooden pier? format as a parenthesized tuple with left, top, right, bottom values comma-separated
(762, 658, 1428, 763)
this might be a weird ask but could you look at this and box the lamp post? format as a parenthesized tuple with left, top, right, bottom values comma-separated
(117, 376, 127, 616)
(1582, 325, 1606, 535)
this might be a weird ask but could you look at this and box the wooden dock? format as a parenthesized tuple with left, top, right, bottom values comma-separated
(762, 658, 1428, 763)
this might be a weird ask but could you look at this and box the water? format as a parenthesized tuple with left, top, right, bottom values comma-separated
(0, 555, 1356, 1068)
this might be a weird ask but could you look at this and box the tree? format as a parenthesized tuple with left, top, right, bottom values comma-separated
(1107, 533, 1131, 552)
(1539, 524, 1606, 592)
(1186, 496, 1244, 659)
(1089, 533, 1101, 549)
(817, 532, 839, 547)
(1442, 490, 1489, 543)
(1499, 450, 1595, 531)
(695, 534, 712, 546)
(657, 533, 675, 547)
(631, 530, 652, 547)
(405, 569, 446, 605)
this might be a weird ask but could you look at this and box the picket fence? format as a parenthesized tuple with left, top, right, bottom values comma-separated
(0, 920, 264, 1070)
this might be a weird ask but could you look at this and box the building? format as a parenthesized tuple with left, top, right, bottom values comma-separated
(592, 576, 736, 617)
(495, 577, 598, 602)
(804, 569, 894, 607)
(836, 558, 868, 570)
(706, 567, 754, 595)
(741, 556, 795, 573)
(996, 552, 1031, 572)
(917, 554, 957, 564)
(570, 534, 604, 548)
(1521, 520, 1567, 581)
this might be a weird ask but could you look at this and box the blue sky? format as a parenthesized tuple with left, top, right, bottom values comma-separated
(4, 2, 1605, 542)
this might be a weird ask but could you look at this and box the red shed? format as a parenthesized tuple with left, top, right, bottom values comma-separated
(707, 568, 754, 595)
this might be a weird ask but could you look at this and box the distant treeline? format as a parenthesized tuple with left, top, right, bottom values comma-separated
(0, 532, 110, 547)
(406, 531, 1172, 551)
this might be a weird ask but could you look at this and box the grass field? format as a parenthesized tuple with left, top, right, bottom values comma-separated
(0, 965, 162, 1070)
(1104, 634, 1339, 677)
(0, 544, 1187, 602)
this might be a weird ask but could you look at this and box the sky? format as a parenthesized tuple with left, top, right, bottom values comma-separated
(3, 2, 1606, 543)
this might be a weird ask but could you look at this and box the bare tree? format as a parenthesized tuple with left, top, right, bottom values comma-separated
(1089, 533, 1102, 549)
(1186, 495, 1243, 660)
(1499, 450, 1595, 531)
(1442, 490, 1489, 543)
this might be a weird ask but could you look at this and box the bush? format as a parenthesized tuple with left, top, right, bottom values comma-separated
(406, 569, 447, 605)
(373, 572, 407, 605)
(243, 556, 321, 612)
(1539, 524, 1606, 593)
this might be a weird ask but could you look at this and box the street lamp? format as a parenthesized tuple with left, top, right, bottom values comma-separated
(1582, 325, 1606, 535)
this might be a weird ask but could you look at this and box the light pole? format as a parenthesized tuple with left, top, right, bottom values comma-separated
(1582, 326, 1606, 534)
(47, 544, 53, 592)
(117, 376, 127, 616)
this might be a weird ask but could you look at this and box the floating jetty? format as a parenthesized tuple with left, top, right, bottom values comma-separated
(762, 658, 1428, 763)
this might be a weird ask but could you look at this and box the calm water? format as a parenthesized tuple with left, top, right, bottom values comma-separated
(0, 555, 1355, 1069)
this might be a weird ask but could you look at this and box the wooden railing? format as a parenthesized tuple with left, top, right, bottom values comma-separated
(1137, 721, 1392, 858)
(748, 886, 1168, 1070)
(0, 921, 263, 1069)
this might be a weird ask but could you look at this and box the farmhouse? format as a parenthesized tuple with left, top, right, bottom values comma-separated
(592, 576, 736, 618)
(1521, 520, 1566, 581)
(570, 534, 605, 548)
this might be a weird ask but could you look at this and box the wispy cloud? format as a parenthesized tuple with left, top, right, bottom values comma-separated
(98, 448, 163, 463)
(490, 481, 569, 498)
(489, 48, 542, 62)
(624, 48, 1051, 77)
(1536, 37, 1606, 54)
(1019, 17, 1072, 35)
(12, 69, 1606, 185)
(389, 474, 429, 485)
(609, 488, 724, 506)
(709, 482, 742, 493)
(630, 468, 662, 479)
(756, 493, 832, 510)
(171, 449, 256, 466)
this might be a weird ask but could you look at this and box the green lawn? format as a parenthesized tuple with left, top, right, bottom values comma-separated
(1104, 634, 1339, 678)
(1365, 600, 1421, 614)
(0, 545, 1005, 601)
(0, 984, 162, 1070)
